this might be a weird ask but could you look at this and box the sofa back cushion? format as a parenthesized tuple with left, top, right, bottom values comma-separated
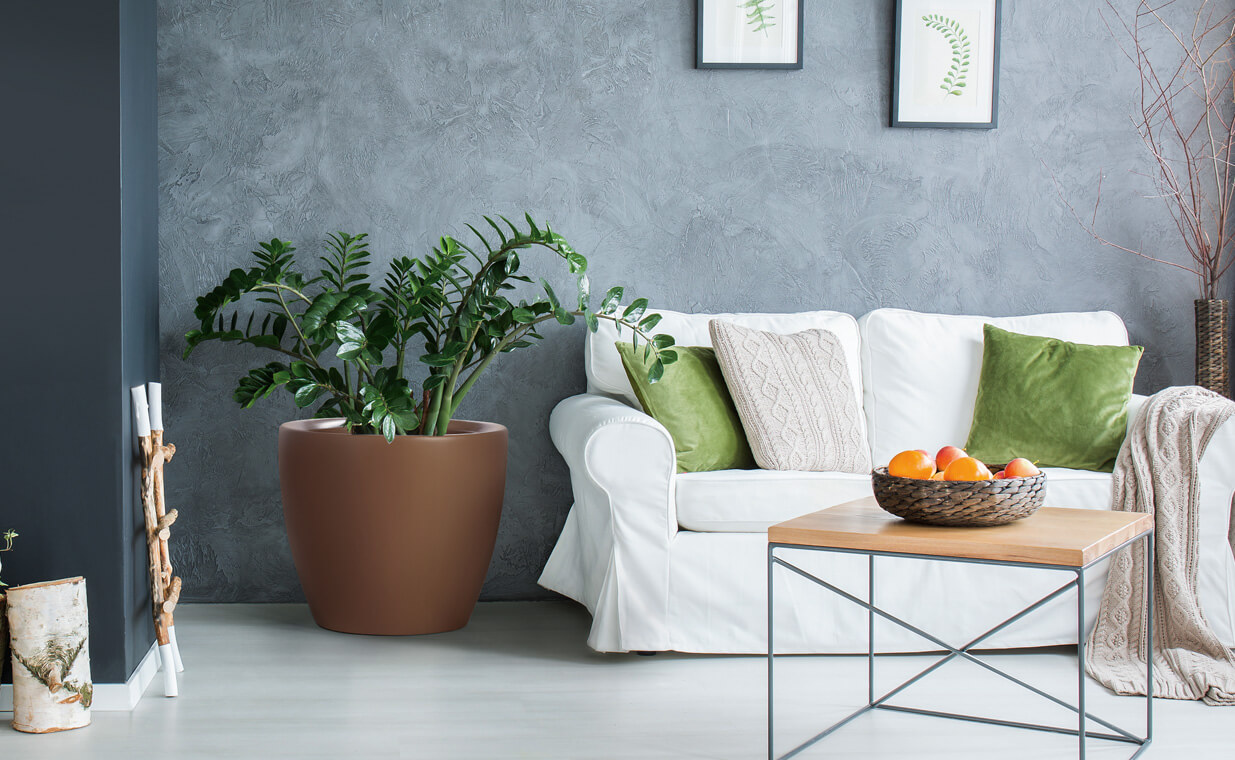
(588, 309, 864, 414)
(858, 308, 1130, 467)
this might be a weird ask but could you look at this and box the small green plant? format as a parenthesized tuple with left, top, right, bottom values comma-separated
(0, 529, 16, 588)
(740, 0, 776, 35)
(922, 14, 970, 96)
(184, 215, 677, 441)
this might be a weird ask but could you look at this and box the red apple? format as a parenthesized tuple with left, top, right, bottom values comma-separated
(1004, 458, 1041, 478)
(935, 446, 966, 472)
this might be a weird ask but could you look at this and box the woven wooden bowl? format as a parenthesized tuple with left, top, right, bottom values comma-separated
(871, 467, 1047, 527)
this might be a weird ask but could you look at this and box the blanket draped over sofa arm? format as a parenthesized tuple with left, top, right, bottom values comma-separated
(1086, 386, 1235, 705)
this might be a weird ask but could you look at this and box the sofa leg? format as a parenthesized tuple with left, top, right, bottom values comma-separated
(633, 650, 658, 657)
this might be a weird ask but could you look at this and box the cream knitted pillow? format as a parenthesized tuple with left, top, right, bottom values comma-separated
(709, 320, 870, 472)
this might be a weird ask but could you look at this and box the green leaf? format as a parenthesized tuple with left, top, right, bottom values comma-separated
(232, 362, 291, 408)
(600, 286, 623, 314)
(541, 279, 561, 310)
(335, 320, 364, 344)
(622, 298, 648, 322)
(337, 342, 365, 361)
(293, 383, 324, 408)
(585, 312, 600, 333)
(576, 274, 590, 311)
(420, 353, 457, 367)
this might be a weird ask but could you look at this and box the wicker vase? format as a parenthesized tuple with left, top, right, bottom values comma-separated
(1195, 299, 1230, 398)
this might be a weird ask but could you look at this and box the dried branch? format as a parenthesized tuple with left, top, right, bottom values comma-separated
(1068, 1, 1235, 299)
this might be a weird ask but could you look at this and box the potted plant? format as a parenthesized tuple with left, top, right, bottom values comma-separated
(1061, 2, 1235, 396)
(184, 216, 676, 634)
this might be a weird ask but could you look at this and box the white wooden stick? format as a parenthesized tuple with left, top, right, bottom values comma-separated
(147, 381, 163, 432)
(131, 385, 151, 438)
(159, 644, 178, 697)
(169, 626, 185, 673)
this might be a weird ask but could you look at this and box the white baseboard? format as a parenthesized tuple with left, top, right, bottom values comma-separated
(1, 642, 159, 712)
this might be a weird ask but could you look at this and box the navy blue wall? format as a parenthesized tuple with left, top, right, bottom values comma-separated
(0, 0, 158, 684)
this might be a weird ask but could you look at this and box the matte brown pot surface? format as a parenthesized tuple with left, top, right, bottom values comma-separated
(279, 418, 507, 635)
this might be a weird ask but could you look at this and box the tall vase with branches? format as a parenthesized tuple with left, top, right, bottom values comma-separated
(1060, 0, 1235, 396)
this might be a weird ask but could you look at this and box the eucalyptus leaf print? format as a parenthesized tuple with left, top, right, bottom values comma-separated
(922, 14, 970, 96)
(740, 0, 776, 35)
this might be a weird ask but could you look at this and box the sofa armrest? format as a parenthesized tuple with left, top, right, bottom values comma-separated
(549, 393, 679, 541)
(546, 393, 678, 651)
(1198, 412, 1235, 551)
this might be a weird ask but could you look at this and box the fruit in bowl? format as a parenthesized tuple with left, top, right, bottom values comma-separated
(934, 445, 967, 472)
(942, 456, 992, 481)
(887, 449, 936, 480)
(883, 447, 1039, 482)
(872, 446, 1047, 526)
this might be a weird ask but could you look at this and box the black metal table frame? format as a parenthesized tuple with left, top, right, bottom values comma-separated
(767, 529, 1154, 760)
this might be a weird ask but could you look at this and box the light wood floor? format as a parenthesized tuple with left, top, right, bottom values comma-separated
(0, 601, 1227, 758)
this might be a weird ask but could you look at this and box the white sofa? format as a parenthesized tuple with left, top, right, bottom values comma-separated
(538, 308, 1235, 654)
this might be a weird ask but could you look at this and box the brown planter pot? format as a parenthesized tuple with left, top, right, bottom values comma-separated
(278, 418, 507, 635)
(1195, 299, 1230, 398)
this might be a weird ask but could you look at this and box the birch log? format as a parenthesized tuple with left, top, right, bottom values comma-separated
(6, 577, 92, 733)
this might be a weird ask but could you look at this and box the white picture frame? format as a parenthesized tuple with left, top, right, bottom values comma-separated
(892, 0, 1002, 128)
(697, 0, 804, 70)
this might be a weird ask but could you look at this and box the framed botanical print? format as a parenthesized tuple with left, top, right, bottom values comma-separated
(696, 0, 804, 70)
(892, 0, 1002, 128)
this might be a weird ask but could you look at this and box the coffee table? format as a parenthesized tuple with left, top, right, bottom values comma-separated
(767, 497, 1154, 760)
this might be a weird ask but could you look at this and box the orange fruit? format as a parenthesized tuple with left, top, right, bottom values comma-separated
(994, 470, 1008, 479)
(888, 449, 936, 480)
(930, 472, 946, 481)
(1004, 458, 1041, 478)
(943, 456, 993, 481)
(935, 446, 967, 472)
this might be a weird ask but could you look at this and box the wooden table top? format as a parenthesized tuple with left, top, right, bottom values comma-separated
(768, 497, 1153, 567)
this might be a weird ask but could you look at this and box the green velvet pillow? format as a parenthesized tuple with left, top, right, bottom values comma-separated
(965, 325, 1144, 472)
(617, 342, 756, 473)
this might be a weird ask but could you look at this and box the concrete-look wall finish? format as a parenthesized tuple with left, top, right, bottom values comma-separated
(157, 1, 1214, 602)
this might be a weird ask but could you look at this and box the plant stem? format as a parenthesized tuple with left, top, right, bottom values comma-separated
(423, 376, 446, 436)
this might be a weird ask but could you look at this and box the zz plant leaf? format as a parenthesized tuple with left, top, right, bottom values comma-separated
(184, 216, 675, 441)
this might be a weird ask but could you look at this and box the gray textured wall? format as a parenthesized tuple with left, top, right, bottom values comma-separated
(158, 1, 1209, 602)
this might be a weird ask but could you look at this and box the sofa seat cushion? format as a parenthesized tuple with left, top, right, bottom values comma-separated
(675, 467, 1114, 533)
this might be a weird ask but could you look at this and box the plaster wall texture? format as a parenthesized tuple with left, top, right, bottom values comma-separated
(158, 1, 1210, 602)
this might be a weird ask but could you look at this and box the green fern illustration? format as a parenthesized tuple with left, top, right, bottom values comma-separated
(922, 14, 970, 97)
(740, 0, 776, 36)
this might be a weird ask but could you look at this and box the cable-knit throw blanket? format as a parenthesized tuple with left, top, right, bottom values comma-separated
(1085, 386, 1235, 705)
